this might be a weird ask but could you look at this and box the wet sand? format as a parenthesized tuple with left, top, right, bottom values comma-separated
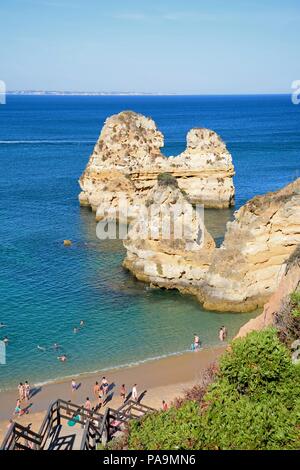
(0, 345, 225, 442)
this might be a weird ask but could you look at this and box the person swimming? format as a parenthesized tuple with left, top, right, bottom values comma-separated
(0, 322, 7, 328)
(73, 327, 79, 334)
(3, 336, 9, 345)
(58, 354, 67, 362)
(53, 343, 60, 350)
(37, 345, 46, 352)
(79, 320, 85, 327)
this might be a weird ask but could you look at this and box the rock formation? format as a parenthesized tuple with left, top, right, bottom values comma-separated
(235, 245, 300, 338)
(79, 111, 235, 221)
(123, 177, 300, 313)
(123, 175, 216, 291)
(199, 179, 300, 312)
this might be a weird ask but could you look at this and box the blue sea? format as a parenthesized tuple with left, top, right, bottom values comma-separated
(0, 95, 299, 391)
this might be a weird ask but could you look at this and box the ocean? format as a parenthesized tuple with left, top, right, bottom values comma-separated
(0, 95, 299, 390)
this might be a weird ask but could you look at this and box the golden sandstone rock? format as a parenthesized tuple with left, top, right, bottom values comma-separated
(79, 111, 235, 223)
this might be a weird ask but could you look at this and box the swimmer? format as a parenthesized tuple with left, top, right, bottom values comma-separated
(73, 327, 79, 334)
(58, 354, 67, 362)
(193, 333, 200, 350)
(0, 322, 7, 328)
(37, 345, 46, 352)
(53, 343, 60, 350)
(3, 336, 9, 345)
(79, 320, 85, 327)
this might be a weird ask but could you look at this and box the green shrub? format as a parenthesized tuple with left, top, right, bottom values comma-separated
(157, 172, 178, 188)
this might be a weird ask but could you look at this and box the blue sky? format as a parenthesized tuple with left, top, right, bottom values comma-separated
(0, 0, 299, 93)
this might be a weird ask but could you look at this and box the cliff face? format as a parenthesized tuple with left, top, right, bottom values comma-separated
(199, 179, 300, 312)
(235, 247, 300, 338)
(123, 178, 216, 291)
(79, 111, 235, 221)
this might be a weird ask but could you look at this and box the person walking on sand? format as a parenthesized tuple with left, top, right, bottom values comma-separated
(18, 383, 24, 401)
(93, 381, 100, 400)
(71, 379, 77, 393)
(132, 384, 138, 401)
(84, 397, 92, 412)
(120, 384, 126, 402)
(24, 381, 31, 401)
(101, 377, 109, 395)
(162, 400, 168, 411)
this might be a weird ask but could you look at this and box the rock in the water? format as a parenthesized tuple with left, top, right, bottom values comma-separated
(123, 178, 216, 292)
(79, 111, 235, 222)
(199, 179, 300, 312)
(63, 239, 72, 246)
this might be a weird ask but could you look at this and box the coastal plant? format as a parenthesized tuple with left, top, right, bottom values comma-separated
(275, 290, 300, 346)
(157, 172, 178, 188)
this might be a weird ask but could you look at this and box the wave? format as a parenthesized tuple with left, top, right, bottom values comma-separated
(0, 140, 95, 145)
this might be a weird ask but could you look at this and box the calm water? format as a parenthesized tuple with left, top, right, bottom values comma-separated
(0, 95, 299, 390)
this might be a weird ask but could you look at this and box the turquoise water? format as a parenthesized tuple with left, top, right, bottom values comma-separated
(0, 95, 299, 390)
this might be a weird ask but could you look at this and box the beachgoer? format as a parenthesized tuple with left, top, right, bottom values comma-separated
(132, 384, 138, 401)
(101, 377, 109, 395)
(71, 379, 77, 393)
(84, 397, 92, 411)
(219, 327, 224, 342)
(73, 327, 79, 334)
(193, 334, 200, 350)
(0, 322, 6, 328)
(18, 382, 24, 401)
(58, 354, 67, 362)
(24, 381, 31, 401)
(3, 336, 9, 345)
(80, 320, 85, 327)
(162, 400, 168, 411)
(222, 326, 228, 340)
(14, 400, 23, 417)
(37, 345, 46, 352)
(93, 381, 100, 399)
(53, 343, 60, 350)
(120, 384, 126, 402)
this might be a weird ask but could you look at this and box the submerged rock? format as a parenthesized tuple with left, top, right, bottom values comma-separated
(79, 111, 235, 222)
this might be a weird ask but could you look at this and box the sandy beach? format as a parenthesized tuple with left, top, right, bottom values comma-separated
(0, 345, 225, 443)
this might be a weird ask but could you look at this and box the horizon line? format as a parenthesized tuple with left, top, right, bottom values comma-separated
(6, 90, 291, 97)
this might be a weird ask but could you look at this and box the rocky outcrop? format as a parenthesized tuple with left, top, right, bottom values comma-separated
(199, 179, 300, 312)
(79, 111, 235, 221)
(123, 178, 300, 313)
(123, 176, 216, 291)
(235, 246, 300, 338)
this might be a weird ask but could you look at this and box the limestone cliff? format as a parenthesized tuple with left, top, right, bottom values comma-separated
(235, 246, 300, 338)
(79, 111, 235, 221)
(123, 176, 216, 291)
(199, 179, 300, 312)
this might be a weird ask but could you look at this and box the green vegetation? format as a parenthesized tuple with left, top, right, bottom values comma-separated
(291, 291, 300, 318)
(157, 172, 178, 188)
(126, 329, 300, 450)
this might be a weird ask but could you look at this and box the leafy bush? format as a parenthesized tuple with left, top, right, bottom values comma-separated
(157, 172, 178, 188)
(127, 329, 300, 450)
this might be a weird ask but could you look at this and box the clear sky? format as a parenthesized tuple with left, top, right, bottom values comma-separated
(0, 0, 299, 93)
